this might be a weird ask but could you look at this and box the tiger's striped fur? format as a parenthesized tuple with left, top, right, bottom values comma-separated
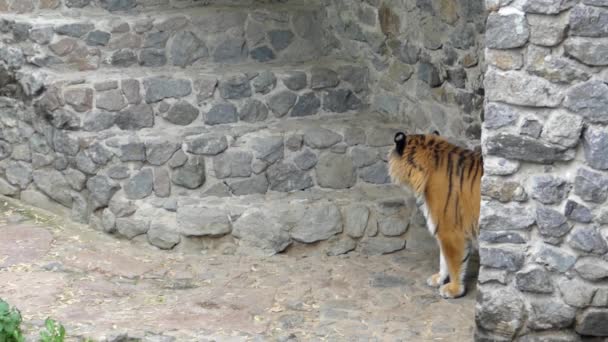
(388, 132, 482, 299)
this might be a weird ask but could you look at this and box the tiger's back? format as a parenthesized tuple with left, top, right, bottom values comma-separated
(388, 132, 483, 298)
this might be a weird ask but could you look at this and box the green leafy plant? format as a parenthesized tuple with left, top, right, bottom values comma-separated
(39, 318, 65, 342)
(0, 299, 25, 342)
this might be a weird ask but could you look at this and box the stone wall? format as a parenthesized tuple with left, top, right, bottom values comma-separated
(325, 0, 486, 146)
(476, 0, 608, 340)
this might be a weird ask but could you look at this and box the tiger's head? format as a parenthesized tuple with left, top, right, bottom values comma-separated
(388, 130, 445, 194)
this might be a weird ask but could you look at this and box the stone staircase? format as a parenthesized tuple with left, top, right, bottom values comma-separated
(0, 0, 423, 255)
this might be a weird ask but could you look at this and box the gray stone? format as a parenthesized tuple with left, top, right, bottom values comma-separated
(323, 89, 362, 113)
(96, 89, 127, 112)
(153, 168, 171, 198)
(101, 208, 116, 233)
(533, 243, 577, 273)
(520, 119, 543, 138)
(240, 99, 268, 123)
(583, 125, 608, 170)
(116, 104, 154, 130)
(593, 289, 608, 307)
(478, 267, 509, 285)
(486, 12, 529, 49)
(294, 149, 317, 170)
(326, 237, 357, 257)
(29, 26, 54, 44)
(214, 151, 252, 179)
(570, 4, 608, 37)
(574, 168, 608, 203)
(99, 0, 136, 11)
(359, 161, 390, 184)
(378, 217, 408, 237)
(310, 67, 339, 90)
(107, 165, 129, 180)
(480, 201, 535, 231)
(171, 156, 205, 189)
(5, 161, 32, 189)
(559, 278, 596, 308)
(108, 192, 136, 217)
(121, 79, 141, 104)
(541, 111, 583, 148)
(194, 77, 217, 104)
(576, 309, 608, 337)
(479, 231, 527, 244)
(75, 151, 99, 175)
(342, 204, 369, 238)
(564, 37, 608, 66)
(32, 169, 72, 207)
(420, 16, 443, 50)
(55, 22, 94, 38)
(144, 76, 191, 103)
(66, 0, 91, 7)
(170, 31, 208, 67)
(64, 87, 93, 112)
(267, 163, 313, 192)
(252, 71, 276, 94)
(227, 175, 269, 195)
(71, 192, 90, 224)
(367, 127, 400, 147)
(116, 217, 149, 239)
(291, 93, 320, 117)
(528, 13, 568, 47)
(145, 139, 179, 166)
(185, 134, 228, 156)
(564, 200, 593, 223)
(251, 136, 283, 164)
(568, 226, 608, 254)
(86, 175, 119, 206)
(124, 169, 153, 200)
(291, 203, 342, 243)
(268, 30, 294, 51)
(303, 128, 342, 149)
(283, 71, 306, 91)
(177, 204, 231, 236)
(232, 209, 291, 255)
(515, 267, 553, 293)
(530, 175, 568, 205)
(418, 63, 441, 87)
(138, 49, 167, 67)
(147, 220, 180, 250)
(144, 31, 170, 49)
(213, 37, 248, 63)
(205, 103, 238, 125)
(484, 102, 519, 129)
(0, 178, 18, 195)
(447, 68, 466, 89)
(155, 16, 189, 32)
(86, 30, 110, 46)
(109, 138, 145, 162)
(359, 237, 406, 255)
(267, 91, 297, 117)
(485, 133, 573, 164)
(528, 298, 576, 330)
(110, 49, 137, 67)
(82, 112, 115, 131)
(449, 24, 476, 50)
(338, 66, 369, 93)
(351, 147, 377, 168)
(162, 101, 199, 125)
(479, 246, 525, 271)
(564, 80, 608, 124)
(485, 70, 563, 107)
(285, 134, 303, 151)
(249, 46, 275, 62)
(522, 0, 575, 14)
(316, 152, 356, 189)
(536, 206, 570, 238)
(481, 177, 527, 203)
(87, 143, 113, 165)
(168, 150, 188, 168)
(575, 257, 608, 281)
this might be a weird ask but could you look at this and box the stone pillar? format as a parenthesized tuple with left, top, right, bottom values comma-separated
(477, 0, 608, 340)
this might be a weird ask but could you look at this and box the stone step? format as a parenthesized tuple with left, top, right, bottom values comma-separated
(2, 0, 319, 15)
(35, 62, 369, 133)
(88, 182, 422, 256)
(1, 5, 334, 70)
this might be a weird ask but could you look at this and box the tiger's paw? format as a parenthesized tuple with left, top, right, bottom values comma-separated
(439, 282, 466, 299)
(426, 273, 444, 288)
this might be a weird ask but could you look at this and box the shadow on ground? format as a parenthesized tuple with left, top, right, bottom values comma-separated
(0, 197, 476, 341)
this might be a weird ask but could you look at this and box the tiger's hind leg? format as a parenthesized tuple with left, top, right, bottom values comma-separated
(437, 231, 467, 299)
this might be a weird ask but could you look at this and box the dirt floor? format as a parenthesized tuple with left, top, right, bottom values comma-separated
(0, 197, 476, 342)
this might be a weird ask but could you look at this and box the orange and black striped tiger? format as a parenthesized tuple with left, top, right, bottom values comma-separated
(388, 131, 482, 299)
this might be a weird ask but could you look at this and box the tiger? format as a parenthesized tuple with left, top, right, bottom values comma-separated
(388, 131, 483, 299)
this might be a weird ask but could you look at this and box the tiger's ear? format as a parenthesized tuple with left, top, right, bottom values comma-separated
(431, 130, 440, 136)
(394, 132, 406, 156)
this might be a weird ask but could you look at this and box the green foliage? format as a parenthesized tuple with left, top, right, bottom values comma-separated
(0, 299, 25, 342)
(39, 318, 65, 342)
